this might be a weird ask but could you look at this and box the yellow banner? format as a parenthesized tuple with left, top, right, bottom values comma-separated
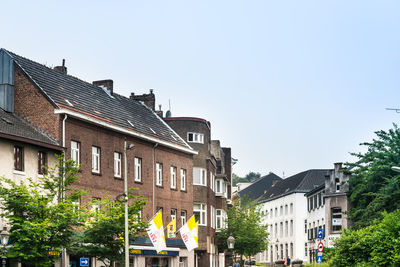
(167, 218, 176, 238)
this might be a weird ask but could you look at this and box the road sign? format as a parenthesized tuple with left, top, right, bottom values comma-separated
(317, 228, 325, 239)
(80, 258, 89, 266)
(317, 241, 324, 252)
(317, 254, 323, 263)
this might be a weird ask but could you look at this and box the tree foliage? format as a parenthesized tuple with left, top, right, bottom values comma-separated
(68, 190, 148, 266)
(217, 200, 268, 260)
(0, 152, 83, 266)
(329, 210, 400, 267)
(347, 124, 400, 228)
(232, 172, 261, 186)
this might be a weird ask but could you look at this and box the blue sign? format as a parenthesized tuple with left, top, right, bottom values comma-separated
(317, 255, 323, 263)
(317, 228, 325, 239)
(80, 258, 89, 266)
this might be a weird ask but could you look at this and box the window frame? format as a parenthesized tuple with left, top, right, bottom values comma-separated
(181, 210, 187, 227)
(92, 146, 101, 174)
(156, 162, 163, 186)
(14, 145, 24, 171)
(38, 151, 47, 175)
(194, 203, 207, 226)
(170, 166, 177, 189)
(114, 152, 122, 178)
(193, 167, 207, 186)
(187, 132, 204, 144)
(71, 140, 80, 165)
(134, 157, 142, 182)
(180, 169, 186, 191)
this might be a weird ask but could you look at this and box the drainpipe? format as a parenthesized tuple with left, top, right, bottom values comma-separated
(61, 114, 67, 267)
(152, 143, 158, 214)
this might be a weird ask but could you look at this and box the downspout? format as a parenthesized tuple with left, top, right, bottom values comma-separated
(61, 114, 67, 267)
(152, 143, 159, 214)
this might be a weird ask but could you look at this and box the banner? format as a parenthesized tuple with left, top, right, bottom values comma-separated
(179, 215, 198, 251)
(147, 211, 167, 252)
(167, 218, 176, 238)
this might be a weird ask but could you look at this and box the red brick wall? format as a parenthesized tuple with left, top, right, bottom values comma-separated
(65, 118, 194, 228)
(14, 67, 61, 142)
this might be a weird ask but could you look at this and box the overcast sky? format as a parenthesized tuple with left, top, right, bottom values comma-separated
(2, 0, 400, 177)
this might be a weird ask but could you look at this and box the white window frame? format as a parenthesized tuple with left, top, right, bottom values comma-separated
(181, 210, 187, 227)
(193, 167, 207, 186)
(216, 209, 226, 229)
(194, 203, 207, 226)
(187, 132, 204, 144)
(134, 157, 142, 182)
(171, 209, 177, 221)
(170, 166, 177, 189)
(156, 163, 163, 186)
(180, 169, 186, 191)
(92, 146, 101, 173)
(210, 172, 215, 191)
(71, 140, 80, 165)
(114, 152, 122, 178)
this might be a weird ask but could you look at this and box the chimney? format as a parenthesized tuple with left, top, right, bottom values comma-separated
(93, 79, 114, 95)
(130, 89, 155, 110)
(156, 104, 163, 118)
(53, 59, 67, 74)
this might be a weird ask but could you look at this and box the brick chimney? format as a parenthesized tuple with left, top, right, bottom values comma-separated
(93, 79, 114, 95)
(156, 104, 163, 118)
(53, 59, 67, 74)
(130, 89, 155, 111)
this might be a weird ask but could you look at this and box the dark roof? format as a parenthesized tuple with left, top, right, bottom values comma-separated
(0, 108, 60, 149)
(4, 49, 192, 152)
(260, 169, 330, 202)
(238, 172, 282, 200)
(304, 183, 325, 197)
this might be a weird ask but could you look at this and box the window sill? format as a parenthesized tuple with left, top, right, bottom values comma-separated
(180, 189, 187, 193)
(134, 180, 143, 184)
(156, 185, 163, 188)
(114, 176, 123, 180)
(13, 170, 25, 176)
(92, 172, 102, 176)
(170, 187, 177, 191)
(193, 184, 207, 187)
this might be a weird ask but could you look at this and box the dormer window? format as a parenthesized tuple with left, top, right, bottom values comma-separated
(335, 177, 340, 192)
(187, 132, 204, 144)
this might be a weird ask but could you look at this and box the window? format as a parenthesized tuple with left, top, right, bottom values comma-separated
(280, 244, 283, 260)
(14, 146, 24, 171)
(187, 132, 204, 144)
(216, 179, 225, 194)
(210, 205, 215, 229)
(290, 220, 293, 236)
(193, 167, 207, 186)
(92, 146, 101, 173)
(114, 152, 122, 178)
(323, 190, 326, 205)
(305, 243, 307, 256)
(332, 207, 342, 232)
(313, 195, 317, 209)
(216, 209, 226, 229)
(270, 209, 273, 219)
(280, 222, 283, 237)
(274, 223, 277, 239)
(38, 151, 47, 174)
(171, 209, 177, 221)
(285, 205, 288, 215)
(72, 197, 80, 214)
(156, 163, 163, 186)
(71, 141, 80, 165)
(318, 193, 322, 207)
(210, 172, 215, 191)
(285, 243, 288, 258)
(181, 210, 187, 227)
(275, 208, 278, 217)
(92, 197, 101, 221)
(285, 221, 288, 237)
(134, 157, 142, 182)
(290, 243, 293, 257)
(280, 206, 283, 216)
(180, 169, 186, 190)
(335, 177, 341, 192)
(170, 166, 177, 189)
(194, 203, 207, 226)
(270, 224, 273, 238)
(305, 220, 307, 233)
(290, 203, 293, 214)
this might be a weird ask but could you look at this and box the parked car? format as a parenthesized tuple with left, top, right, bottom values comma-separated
(244, 260, 257, 267)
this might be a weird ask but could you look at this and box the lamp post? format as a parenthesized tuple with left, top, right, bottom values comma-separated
(124, 139, 135, 267)
(227, 235, 235, 267)
(0, 227, 9, 267)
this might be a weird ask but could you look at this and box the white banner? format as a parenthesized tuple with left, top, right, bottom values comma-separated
(147, 211, 167, 252)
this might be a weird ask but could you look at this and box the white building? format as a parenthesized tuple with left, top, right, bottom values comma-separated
(256, 170, 329, 265)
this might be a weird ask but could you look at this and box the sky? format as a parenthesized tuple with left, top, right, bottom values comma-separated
(2, 0, 400, 177)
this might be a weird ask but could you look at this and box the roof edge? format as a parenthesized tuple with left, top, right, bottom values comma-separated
(0, 132, 62, 151)
(55, 108, 198, 155)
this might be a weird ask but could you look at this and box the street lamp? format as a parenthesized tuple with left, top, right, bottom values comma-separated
(391, 166, 400, 173)
(0, 227, 9, 267)
(227, 235, 235, 266)
(124, 139, 135, 267)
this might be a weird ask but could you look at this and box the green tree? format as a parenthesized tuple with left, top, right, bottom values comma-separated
(347, 124, 400, 228)
(329, 210, 400, 267)
(217, 200, 268, 263)
(232, 172, 262, 186)
(68, 190, 148, 266)
(0, 152, 83, 266)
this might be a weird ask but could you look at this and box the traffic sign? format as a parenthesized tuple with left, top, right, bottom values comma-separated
(80, 258, 89, 266)
(317, 241, 324, 252)
(317, 254, 323, 263)
(317, 228, 325, 239)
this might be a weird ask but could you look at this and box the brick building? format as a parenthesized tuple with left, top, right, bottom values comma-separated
(0, 49, 197, 267)
(164, 117, 232, 267)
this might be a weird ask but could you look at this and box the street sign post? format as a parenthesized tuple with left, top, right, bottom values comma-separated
(80, 258, 89, 266)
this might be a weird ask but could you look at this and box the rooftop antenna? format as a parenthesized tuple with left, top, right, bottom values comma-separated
(282, 171, 285, 178)
(169, 99, 171, 112)
(386, 108, 400, 113)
